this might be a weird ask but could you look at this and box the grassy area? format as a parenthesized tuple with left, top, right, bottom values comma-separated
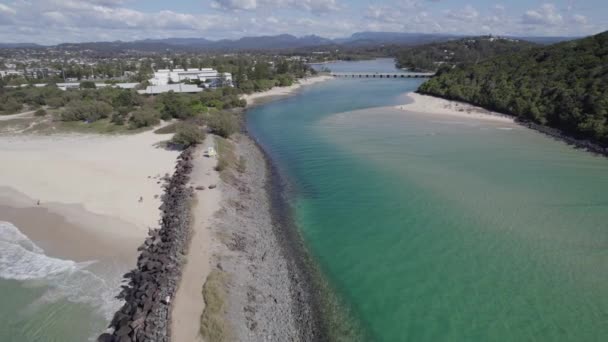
(55, 118, 152, 134)
(214, 136, 238, 182)
(236, 156, 246, 173)
(200, 270, 230, 342)
(153, 122, 179, 134)
(0, 117, 38, 133)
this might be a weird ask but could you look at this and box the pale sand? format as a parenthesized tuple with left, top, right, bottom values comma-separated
(241, 75, 332, 105)
(0, 110, 35, 121)
(171, 137, 221, 342)
(0, 129, 180, 238)
(396, 92, 515, 123)
(0, 200, 138, 263)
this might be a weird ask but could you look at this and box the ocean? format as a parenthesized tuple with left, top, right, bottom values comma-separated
(0, 219, 125, 341)
(246, 59, 608, 341)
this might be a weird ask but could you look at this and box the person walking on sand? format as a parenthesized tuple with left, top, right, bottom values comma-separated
(139, 196, 143, 203)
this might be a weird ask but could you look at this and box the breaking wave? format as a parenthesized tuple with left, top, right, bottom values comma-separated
(0, 221, 124, 319)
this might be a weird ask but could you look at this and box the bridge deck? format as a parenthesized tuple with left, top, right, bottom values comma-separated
(330, 72, 434, 78)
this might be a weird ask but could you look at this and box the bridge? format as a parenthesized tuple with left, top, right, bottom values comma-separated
(330, 72, 435, 79)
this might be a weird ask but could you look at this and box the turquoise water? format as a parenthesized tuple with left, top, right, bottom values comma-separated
(247, 60, 608, 341)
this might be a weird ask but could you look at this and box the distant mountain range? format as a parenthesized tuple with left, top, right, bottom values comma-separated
(0, 32, 579, 51)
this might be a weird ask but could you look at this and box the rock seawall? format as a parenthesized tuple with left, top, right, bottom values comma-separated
(98, 147, 195, 342)
(518, 120, 608, 157)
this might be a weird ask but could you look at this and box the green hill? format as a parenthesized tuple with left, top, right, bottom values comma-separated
(395, 36, 537, 72)
(418, 31, 608, 146)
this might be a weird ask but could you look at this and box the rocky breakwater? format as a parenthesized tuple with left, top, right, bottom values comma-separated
(518, 120, 608, 157)
(98, 147, 195, 342)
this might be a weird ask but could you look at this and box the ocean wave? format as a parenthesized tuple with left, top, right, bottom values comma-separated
(0, 221, 124, 319)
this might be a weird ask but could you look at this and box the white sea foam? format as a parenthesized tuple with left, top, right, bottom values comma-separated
(0, 221, 124, 319)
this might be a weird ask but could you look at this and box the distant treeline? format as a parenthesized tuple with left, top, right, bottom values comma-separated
(395, 36, 537, 72)
(419, 31, 608, 145)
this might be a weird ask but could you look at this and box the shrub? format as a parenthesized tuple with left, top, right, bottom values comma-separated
(80, 81, 96, 89)
(207, 112, 238, 138)
(111, 113, 125, 125)
(45, 96, 64, 109)
(34, 108, 47, 116)
(60, 100, 112, 122)
(129, 109, 160, 129)
(277, 74, 294, 87)
(171, 123, 205, 147)
(0, 97, 23, 114)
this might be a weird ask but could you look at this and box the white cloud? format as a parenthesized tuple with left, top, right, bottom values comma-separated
(0, 4, 16, 15)
(0, 0, 601, 45)
(296, 0, 340, 14)
(571, 14, 587, 25)
(522, 3, 563, 26)
(212, 0, 340, 14)
(445, 5, 479, 22)
(211, 0, 257, 11)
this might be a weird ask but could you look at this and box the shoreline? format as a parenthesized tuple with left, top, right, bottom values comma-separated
(396, 92, 516, 123)
(0, 127, 180, 340)
(192, 73, 337, 340)
(405, 91, 608, 157)
(240, 75, 332, 106)
(197, 133, 318, 340)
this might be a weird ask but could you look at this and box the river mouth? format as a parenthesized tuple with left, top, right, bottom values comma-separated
(246, 59, 608, 341)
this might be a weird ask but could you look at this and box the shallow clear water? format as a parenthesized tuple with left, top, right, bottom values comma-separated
(0, 221, 123, 341)
(247, 60, 608, 341)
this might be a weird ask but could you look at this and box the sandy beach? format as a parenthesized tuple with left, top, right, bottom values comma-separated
(396, 92, 515, 123)
(241, 75, 332, 105)
(0, 129, 179, 264)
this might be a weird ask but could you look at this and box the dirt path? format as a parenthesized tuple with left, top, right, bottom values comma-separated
(171, 137, 221, 342)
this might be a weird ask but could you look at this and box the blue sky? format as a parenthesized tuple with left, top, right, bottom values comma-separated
(0, 0, 606, 44)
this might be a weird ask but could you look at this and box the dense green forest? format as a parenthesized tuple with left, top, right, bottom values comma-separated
(396, 36, 537, 72)
(419, 31, 608, 145)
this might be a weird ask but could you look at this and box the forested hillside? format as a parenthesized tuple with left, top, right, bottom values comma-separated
(419, 31, 608, 145)
(395, 36, 537, 72)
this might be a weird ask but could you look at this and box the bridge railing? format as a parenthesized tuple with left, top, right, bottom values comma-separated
(330, 72, 434, 79)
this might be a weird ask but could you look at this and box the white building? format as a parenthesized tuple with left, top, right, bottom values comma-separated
(149, 68, 232, 88)
(137, 84, 203, 95)
(0, 70, 24, 78)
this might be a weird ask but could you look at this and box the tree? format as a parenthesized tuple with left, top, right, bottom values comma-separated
(80, 81, 96, 89)
(159, 91, 194, 120)
(418, 31, 608, 145)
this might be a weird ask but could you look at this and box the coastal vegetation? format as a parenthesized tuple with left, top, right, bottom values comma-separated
(0, 55, 315, 137)
(418, 31, 608, 145)
(396, 36, 537, 72)
(170, 123, 205, 148)
(214, 136, 237, 179)
(199, 270, 230, 342)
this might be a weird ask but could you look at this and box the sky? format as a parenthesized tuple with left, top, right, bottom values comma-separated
(0, 0, 606, 44)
